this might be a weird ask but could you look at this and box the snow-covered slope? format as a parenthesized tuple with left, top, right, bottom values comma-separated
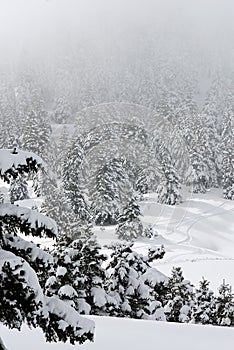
(1, 315, 234, 350)
(139, 188, 234, 290)
(93, 188, 234, 290)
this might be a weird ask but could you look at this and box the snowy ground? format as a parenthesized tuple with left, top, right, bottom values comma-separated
(2, 187, 234, 348)
(140, 188, 234, 290)
(93, 188, 234, 290)
(1, 315, 234, 349)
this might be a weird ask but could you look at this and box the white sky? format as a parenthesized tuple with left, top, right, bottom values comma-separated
(0, 0, 233, 68)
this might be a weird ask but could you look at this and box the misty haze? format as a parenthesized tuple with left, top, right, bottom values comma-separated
(0, 1, 234, 350)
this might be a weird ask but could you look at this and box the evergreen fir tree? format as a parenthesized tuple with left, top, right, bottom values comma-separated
(116, 197, 143, 240)
(40, 183, 71, 234)
(0, 83, 18, 149)
(156, 148, 182, 205)
(186, 145, 209, 193)
(164, 267, 194, 323)
(192, 277, 216, 325)
(54, 95, 71, 124)
(106, 243, 166, 320)
(90, 158, 132, 226)
(201, 114, 221, 188)
(55, 126, 70, 177)
(215, 280, 234, 326)
(46, 233, 110, 315)
(20, 109, 51, 159)
(90, 165, 120, 226)
(20, 110, 41, 154)
(221, 110, 234, 200)
(63, 136, 90, 223)
(135, 170, 149, 195)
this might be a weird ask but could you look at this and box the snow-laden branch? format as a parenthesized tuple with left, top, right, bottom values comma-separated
(0, 249, 44, 299)
(0, 204, 57, 238)
(0, 250, 94, 344)
(3, 233, 54, 267)
(43, 296, 95, 344)
(0, 148, 45, 183)
(141, 267, 168, 287)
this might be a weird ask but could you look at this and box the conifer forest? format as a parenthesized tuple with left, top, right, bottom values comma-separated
(0, 1, 234, 349)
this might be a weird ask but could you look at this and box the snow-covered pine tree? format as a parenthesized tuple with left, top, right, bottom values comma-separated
(9, 174, 28, 204)
(192, 277, 216, 325)
(186, 144, 209, 193)
(40, 182, 73, 234)
(116, 197, 143, 240)
(54, 95, 71, 124)
(31, 168, 55, 198)
(106, 243, 166, 320)
(164, 266, 194, 323)
(54, 126, 70, 178)
(156, 147, 182, 205)
(135, 169, 149, 195)
(0, 83, 17, 149)
(200, 114, 221, 188)
(221, 110, 234, 200)
(215, 280, 234, 326)
(67, 236, 110, 315)
(0, 148, 94, 347)
(20, 108, 51, 160)
(202, 72, 228, 132)
(90, 166, 120, 226)
(46, 232, 110, 316)
(63, 136, 90, 223)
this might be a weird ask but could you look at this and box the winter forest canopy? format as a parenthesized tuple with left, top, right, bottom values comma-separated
(0, 0, 234, 349)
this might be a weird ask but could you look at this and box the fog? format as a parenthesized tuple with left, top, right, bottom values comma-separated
(0, 0, 233, 113)
(0, 0, 233, 63)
